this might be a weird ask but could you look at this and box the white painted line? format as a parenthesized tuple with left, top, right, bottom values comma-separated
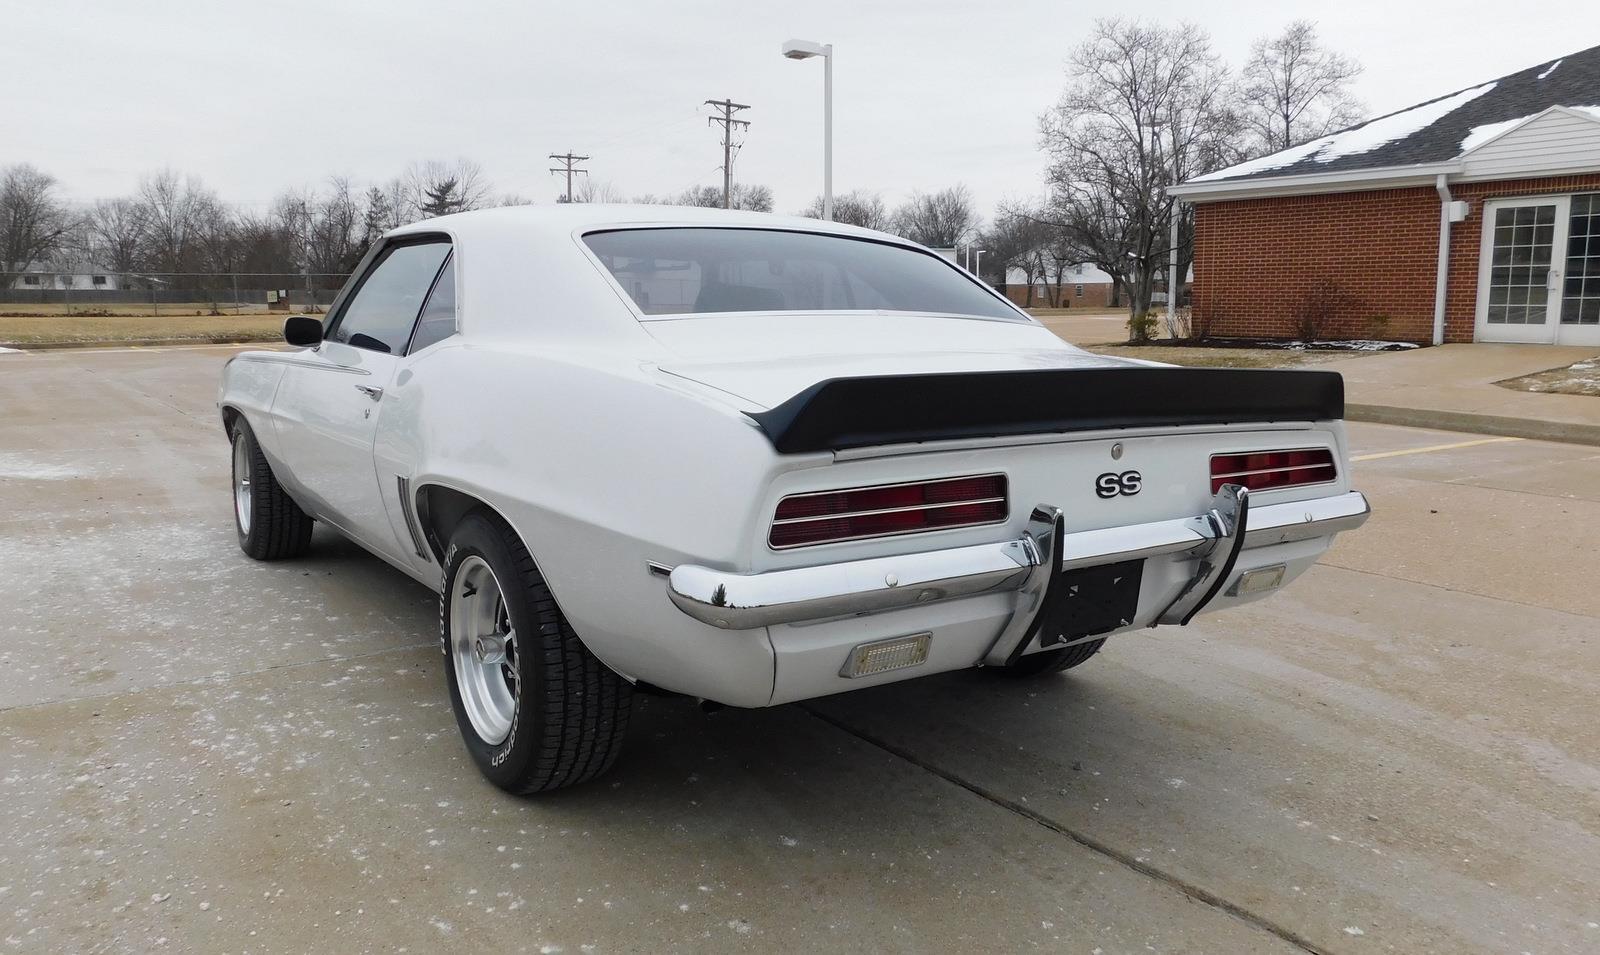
(1352, 436, 1522, 462)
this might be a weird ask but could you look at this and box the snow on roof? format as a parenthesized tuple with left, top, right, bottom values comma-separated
(1184, 43, 1600, 186)
(1192, 83, 1496, 182)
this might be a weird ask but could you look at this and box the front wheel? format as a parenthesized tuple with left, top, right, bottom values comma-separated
(230, 419, 314, 560)
(442, 512, 633, 794)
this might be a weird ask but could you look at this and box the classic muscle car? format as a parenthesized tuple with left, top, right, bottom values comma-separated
(218, 205, 1370, 793)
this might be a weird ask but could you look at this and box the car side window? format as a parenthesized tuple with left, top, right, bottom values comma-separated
(407, 253, 457, 354)
(328, 240, 452, 354)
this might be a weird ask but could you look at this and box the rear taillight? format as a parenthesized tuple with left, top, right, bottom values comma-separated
(1210, 448, 1337, 493)
(769, 474, 1008, 549)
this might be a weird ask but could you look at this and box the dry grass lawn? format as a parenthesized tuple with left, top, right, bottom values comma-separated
(1084, 344, 1360, 369)
(0, 314, 284, 346)
(0, 302, 277, 317)
(1495, 356, 1600, 397)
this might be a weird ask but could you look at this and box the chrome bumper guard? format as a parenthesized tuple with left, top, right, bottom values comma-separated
(665, 489, 1371, 640)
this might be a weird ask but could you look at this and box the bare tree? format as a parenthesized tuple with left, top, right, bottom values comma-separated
(671, 183, 774, 211)
(0, 164, 76, 281)
(83, 198, 145, 275)
(402, 160, 491, 220)
(1038, 19, 1239, 331)
(574, 179, 626, 204)
(134, 169, 229, 274)
(981, 204, 1060, 304)
(799, 190, 889, 230)
(1239, 21, 1365, 152)
(890, 186, 978, 248)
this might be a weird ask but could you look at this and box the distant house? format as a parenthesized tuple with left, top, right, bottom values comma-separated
(6, 264, 126, 291)
(1170, 44, 1600, 346)
(1002, 263, 1117, 308)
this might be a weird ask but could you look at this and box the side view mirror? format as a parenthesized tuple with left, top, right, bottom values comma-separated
(284, 315, 323, 347)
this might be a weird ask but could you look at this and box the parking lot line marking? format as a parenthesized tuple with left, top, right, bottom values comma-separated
(1353, 436, 1522, 462)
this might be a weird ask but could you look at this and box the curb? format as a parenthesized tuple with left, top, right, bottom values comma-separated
(1346, 403, 1600, 447)
(0, 337, 278, 351)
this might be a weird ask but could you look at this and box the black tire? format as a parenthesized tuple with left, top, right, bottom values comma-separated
(230, 418, 314, 560)
(993, 638, 1106, 677)
(441, 512, 633, 794)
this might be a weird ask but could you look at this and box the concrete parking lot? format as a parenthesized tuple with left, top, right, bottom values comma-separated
(3, 345, 1598, 953)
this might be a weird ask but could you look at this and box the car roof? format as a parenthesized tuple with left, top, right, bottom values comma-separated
(388, 202, 902, 245)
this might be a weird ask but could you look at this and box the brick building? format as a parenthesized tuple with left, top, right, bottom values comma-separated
(1002, 264, 1117, 308)
(1170, 45, 1600, 346)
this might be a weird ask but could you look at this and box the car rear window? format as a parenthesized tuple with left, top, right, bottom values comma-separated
(582, 227, 1021, 320)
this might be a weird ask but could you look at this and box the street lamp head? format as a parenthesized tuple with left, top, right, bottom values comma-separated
(782, 39, 829, 59)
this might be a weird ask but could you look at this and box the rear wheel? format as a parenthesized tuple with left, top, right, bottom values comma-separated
(230, 418, 314, 560)
(993, 638, 1106, 677)
(442, 512, 633, 794)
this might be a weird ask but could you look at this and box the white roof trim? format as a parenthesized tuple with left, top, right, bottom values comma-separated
(1169, 162, 1461, 202)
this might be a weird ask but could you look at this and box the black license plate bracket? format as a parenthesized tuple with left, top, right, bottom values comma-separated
(1033, 558, 1145, 650)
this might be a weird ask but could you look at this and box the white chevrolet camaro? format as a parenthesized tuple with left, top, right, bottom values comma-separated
(218, 205, 1370, 794)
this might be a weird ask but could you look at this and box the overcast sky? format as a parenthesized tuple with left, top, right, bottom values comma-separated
(13, 0, 1600, 218)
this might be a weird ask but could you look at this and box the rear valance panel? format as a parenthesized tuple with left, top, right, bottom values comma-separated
(746, 367, 1345, 454)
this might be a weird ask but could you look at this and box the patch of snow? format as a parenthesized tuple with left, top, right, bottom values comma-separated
(1343, 926, 1366, 936)
(1537, 59, 1563, 80)
(1572, 106, 1600, 123)
(1317, 82, 1497, 163)
(0, 346, 23, 354)
(1198, 82, 1497, 182)
(1461, 115, 1533, 152)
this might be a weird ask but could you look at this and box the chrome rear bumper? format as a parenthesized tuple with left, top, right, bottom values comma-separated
(666, 489, 1370, 635)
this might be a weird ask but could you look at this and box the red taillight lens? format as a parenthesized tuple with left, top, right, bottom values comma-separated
(1210, 448, 1336, 493)
(770, 474, 1008, 549)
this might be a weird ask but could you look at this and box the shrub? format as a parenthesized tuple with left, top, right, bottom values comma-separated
(1293, 279, 1360, 341)
(1126, 310, 1160, 343)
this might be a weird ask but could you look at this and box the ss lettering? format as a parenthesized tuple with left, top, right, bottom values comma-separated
(1095, 470, 1142, 498)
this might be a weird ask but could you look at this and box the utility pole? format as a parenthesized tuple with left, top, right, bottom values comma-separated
(548, 152, 589, 203)
(704, 98, 750, 209)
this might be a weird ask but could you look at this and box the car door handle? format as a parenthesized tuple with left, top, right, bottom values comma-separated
(354, 385, 384, 401)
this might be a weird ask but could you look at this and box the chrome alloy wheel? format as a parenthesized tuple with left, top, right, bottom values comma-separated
(232, 433, 252, 536)
(450, 555, 520, 745)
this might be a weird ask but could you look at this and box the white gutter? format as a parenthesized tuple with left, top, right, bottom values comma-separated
(1170, 161, 1463, 202)
(1432, 174, 1453, 346)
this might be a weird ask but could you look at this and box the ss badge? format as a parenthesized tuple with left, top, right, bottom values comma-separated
(1095, 470, 1143, 498)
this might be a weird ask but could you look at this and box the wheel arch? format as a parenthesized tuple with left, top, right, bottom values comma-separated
(220, 403, 243, 436)
(415, 481, 520, 567)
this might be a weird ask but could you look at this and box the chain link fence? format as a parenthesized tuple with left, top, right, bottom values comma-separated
(0, 273, 352, 315)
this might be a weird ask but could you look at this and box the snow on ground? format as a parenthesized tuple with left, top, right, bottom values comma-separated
(0, 346, 24, 354)
(1196, 82, 1498, 182)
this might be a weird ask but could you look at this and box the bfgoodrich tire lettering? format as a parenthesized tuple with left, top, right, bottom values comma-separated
(230, 418, 314, 560)
(442, 512, 633, 794)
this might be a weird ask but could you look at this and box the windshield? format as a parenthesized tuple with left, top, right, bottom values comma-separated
(582, 227, 1022, 320)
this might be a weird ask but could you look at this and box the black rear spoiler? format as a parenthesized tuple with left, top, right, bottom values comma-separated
(745, 367, 1345, 454)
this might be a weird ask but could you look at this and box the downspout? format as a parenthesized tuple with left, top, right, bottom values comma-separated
(1432, 174, 1453, 345)
(1167, 198, 1181, 335)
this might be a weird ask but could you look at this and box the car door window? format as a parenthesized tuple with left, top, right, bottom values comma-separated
(407, 253, 457, 354)
(329, 240, 451, 354)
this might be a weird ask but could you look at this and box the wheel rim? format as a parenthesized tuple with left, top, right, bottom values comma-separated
(450, 556, 519, 745)
(232, 434, 252, 536)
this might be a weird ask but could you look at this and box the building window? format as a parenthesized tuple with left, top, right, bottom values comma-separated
(93, 275, 107, 286)
(1564, 193, 1600, 326)
(23, 276, 39, 285)
(1075, 284, 1084, 297)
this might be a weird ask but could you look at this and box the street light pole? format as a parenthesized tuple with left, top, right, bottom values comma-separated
(974, 249, 988, 281)
(782, 39, 834, 221)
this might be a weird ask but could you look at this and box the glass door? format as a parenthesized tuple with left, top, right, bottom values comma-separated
(1559, 194, 1600, 346)
(1475, 198, 1568, 343)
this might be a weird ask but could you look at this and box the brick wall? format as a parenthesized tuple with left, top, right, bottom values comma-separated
(1191, 171, 1600, 343)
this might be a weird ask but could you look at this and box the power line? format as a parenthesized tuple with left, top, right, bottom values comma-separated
(703, 99, 750, 209)
(547, 151, 590, 203)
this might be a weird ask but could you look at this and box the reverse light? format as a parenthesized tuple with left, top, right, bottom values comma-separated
(769, 474, 1008, 549)
(840, 632, 932, 678)
(1210, 448, 1336, 494)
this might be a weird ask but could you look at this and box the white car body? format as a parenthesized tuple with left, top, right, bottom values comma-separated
(218, 204, 1369, 709)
